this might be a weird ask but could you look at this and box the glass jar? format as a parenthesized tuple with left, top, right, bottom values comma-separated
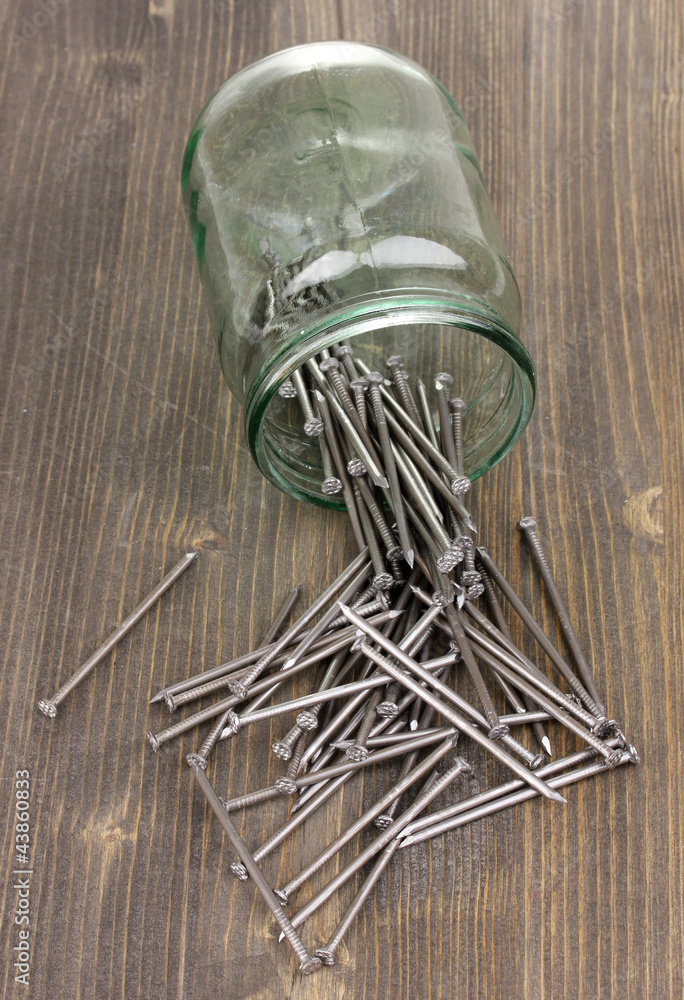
(181, 40, 535, 505)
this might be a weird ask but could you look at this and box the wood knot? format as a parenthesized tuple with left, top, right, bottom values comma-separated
(194, 534, 229, 551)
(623, 486, 664, 543)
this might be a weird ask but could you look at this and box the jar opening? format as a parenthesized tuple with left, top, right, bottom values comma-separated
(245, 293, 535, 506)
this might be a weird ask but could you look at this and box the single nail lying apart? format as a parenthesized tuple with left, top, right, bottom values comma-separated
(39, 551, 198, 718)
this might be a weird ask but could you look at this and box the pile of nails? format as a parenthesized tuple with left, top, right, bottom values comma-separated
(142, 345, 639, 975)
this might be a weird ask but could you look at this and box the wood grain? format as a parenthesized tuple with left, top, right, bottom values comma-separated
(0, 0, 681, 997)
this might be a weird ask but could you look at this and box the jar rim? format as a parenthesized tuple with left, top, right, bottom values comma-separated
(245, 289, 536, 506)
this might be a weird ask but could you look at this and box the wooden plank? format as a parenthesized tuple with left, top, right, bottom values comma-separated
(0, 0, 681, 997)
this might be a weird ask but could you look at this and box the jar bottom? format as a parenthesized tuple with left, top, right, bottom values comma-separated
(245, 298, 535, 507)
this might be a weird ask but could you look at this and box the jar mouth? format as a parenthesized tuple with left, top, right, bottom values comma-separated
(244, 290, 536, 507)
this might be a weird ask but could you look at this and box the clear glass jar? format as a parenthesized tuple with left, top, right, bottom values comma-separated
(181, 40, 535, 505)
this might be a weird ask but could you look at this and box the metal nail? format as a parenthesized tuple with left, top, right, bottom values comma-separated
(350, 481, 394, 591)
(344, 689, 383, 762)
(476, 547, 607, 720)
(295, 727, 459, 788)
(272, 723, 303, 761)
(379, 401, 477, 528)
(318, 425, 343, 495)
(222, 679, 447, 752)
(414, 377, 438, 445)
(220, 785, 282, 813)
(312, 387, 388, 489)
(298, 691, 374, 776)
(291, 368, 324, 436)
(334, 342, 360, 383)
(478, 567, 551, 755)
(399, 748, 637, 847)
(228, 548, 369, 698)
(375, 689, 441, 828)
(190, 706, 237, 768)
(442, 602, 505, 736)
(39, 551, 198, 718)
(460, 609, 604, 734)
(147, 613, 397, 749)
(315, 390, 366, 551)
(187, 760, 321, 974)
(498, 732, 545, 769)
(334, 727, 453, 750)
(277, 736, 457, 903)
(164, 614, 390, 711)
(278, 379, 298, 398)
(355, 358, 465, 497)
(376, 681, 400, 719)
(460, 537, 482, 589)
(231, 771, 353, 880)
(400, 741, 621, 838)
(314, 838, 401, 965)
(449, 397, 466, 476)
(275, 730, 308, 795)
(434, 373, 461, 476)
(517, 516, 607, 715)
(353, 474, 401, 560)
(465, 633, 622, 766)
(385, 355, 423, 427)
(392, 446, 453, 563)
(365, 371, 413, 565)
(283, 755, 472, 930)
(281, 562, 371, 671)
(341, 618, 566, 803)
(349, 377, 369, 430)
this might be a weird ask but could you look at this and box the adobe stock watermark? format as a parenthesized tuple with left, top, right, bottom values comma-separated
(547, 0, 584, 25)
(11, 770, 33, 987)
(574, 242, 670, 342)
(519, 120, 627, 225)
(666, 53, 684, 91)
(352, 1, 405, 44)
(459, 74, 496, 116)
(379, 76, 493, 188)
(212, 0, 263, 11)
(52, 65, 170, 180)
(10, 0, 70, 50)
(211, 0, 406, 40)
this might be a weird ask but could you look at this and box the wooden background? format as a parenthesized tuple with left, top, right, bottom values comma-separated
(0, 1, 681, 997)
